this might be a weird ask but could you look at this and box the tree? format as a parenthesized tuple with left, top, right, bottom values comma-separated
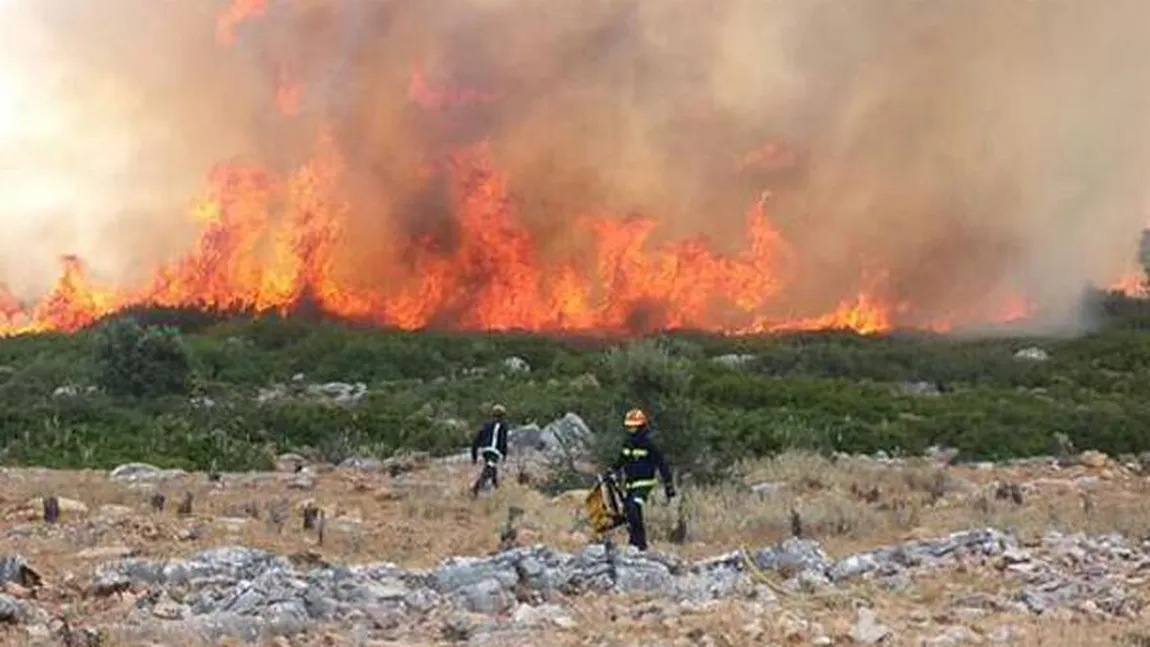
(92, 317, 192, 397)
(594, 338, 735, 485)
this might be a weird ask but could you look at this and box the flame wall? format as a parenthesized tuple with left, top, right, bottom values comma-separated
(1, 0, 1150, 335)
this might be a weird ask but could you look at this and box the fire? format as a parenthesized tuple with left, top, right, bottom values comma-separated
(216, 0, 270, 46)
(1109, 269, 1146, 296)
(0, 3, 1047, 340)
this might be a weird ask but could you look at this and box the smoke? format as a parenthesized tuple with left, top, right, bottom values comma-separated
(3, 0, 1150, 330)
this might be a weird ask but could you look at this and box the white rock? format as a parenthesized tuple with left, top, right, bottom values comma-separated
(711, 353, 755, 368)
(152, 601, 186, 620)
(215, 517, 250, 533)
(988, 626, 1017, 644)
(287, 472, 316, 490)
(503, 357, 531, 374)
(109, 463, 179, 481)
(850, 608, 890, 645)
(52, 385, 82, 398)
(927, 626, 981, 646)
(512, 603, 576, 629)
(1079, 450, 1109, 468)
(1014, 347, 1049, 362)
(775, 611, 810, 640)
(275, 453, 307, 473)
(750, 482, 784, 496)
(1001, 548, 1032, 564)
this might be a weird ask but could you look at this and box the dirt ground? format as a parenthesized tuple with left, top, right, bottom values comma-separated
(0, 451, 1147, 645)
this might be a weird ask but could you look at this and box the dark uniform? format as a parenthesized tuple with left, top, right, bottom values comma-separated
(470, 404, 509, 496)
(611, 408, 675, 550)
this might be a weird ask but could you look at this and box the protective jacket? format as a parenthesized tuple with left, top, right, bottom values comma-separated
(471, 419, 509, 463)
(611, 427, 673, 495)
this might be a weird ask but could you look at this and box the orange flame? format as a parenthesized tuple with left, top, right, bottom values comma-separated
(1109, 270, 1146, 296)
(216, 0, 269, 46)
(0, 135, 1013, 337)
(0, 5, 1044, 339)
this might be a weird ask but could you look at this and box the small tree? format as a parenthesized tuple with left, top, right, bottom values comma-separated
(592, 338, 734, 485)
(92, 317, 192, 397)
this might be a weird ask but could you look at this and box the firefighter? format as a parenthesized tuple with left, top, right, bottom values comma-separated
(610, 408, 675, 551)
(470, 403, 509, 497)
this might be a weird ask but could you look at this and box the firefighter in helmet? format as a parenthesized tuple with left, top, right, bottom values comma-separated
(610, 407, 675, 550)
(471, 403, 509, 497)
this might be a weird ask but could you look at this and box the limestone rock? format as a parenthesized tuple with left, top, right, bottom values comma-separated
(850, 608, 890, 645)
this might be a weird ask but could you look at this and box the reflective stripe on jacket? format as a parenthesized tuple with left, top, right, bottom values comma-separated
(612, 427, 672, 493)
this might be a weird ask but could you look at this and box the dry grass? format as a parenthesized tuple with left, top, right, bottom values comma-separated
(3, 451, 1150, 575)
(0, 451, 1147, 645)
(644, 451, 1150, 558)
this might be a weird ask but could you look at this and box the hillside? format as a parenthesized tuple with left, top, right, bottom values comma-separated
(1, 298, 1150, 475)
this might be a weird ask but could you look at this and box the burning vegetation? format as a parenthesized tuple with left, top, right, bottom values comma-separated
(2, 0, 1150, 337)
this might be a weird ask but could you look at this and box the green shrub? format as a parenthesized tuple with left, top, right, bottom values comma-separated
(91, 317, 192, 397)
(4, 300, 1150, 472)
(592, 339, 737, 484)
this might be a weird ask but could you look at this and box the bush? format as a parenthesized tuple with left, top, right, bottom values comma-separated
(91, 317, 193, 397)
(592, 339, 737, 485)
(5, 299, 1150, 472)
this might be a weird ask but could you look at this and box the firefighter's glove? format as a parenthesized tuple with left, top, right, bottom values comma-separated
(665, 485, 677, 499)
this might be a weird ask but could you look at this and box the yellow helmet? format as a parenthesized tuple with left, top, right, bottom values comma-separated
(623, 408, 647, 429)
(492, 403, 507, 416)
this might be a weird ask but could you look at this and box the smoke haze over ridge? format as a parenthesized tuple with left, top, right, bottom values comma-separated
(1, 0, 1149, 332)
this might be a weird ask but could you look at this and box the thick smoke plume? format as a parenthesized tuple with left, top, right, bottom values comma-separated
(2, 0, 1150, 332)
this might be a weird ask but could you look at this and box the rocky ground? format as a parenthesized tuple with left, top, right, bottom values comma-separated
(0, 422, 1149, 645)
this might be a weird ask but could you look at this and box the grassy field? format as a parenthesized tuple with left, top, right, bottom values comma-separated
(0, 289, 1149, 478)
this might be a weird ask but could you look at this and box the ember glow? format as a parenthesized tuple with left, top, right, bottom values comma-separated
(4, 0, 1150, 337)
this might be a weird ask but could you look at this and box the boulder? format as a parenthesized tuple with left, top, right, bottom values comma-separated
(0, 557, 40, 590)
(306, 381, 368, 405)
(0, 594, 41, 625)
(110, 463, 177, 481)
(503, 357, 531, 374)
(1080, 450, 1109, 469)
(338, 456, 384, 472)
(1014, 347, 1049, 362)
(512, 603, 576, 629)
(850, 607, 890, 645)
(275, 453, 307, 473)
(508, 413, 594, 462)
(711, 354, 755, 369)
(65, 524, 1150, 642)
